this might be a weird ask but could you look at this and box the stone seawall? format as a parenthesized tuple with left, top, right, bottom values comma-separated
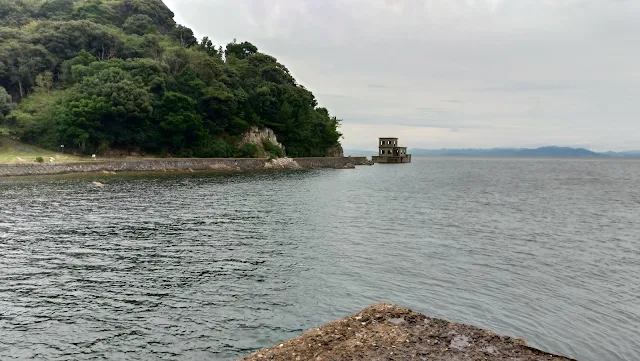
(0, 157, 371, 177)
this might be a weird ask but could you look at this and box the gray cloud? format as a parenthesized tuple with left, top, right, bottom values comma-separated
(165, 0, 640, 151)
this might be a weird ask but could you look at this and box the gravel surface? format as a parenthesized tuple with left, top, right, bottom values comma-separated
(240, 303, 577, 361)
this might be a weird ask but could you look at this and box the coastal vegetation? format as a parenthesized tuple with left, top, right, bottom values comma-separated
(0, 0, 342, 158)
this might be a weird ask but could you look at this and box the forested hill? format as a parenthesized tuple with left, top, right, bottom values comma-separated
(0, 0, 342, 157)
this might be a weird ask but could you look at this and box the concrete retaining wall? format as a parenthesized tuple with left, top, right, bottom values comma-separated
(0, 157, 371, 177)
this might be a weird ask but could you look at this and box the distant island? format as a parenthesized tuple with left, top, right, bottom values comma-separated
(345, 146, 640, 158)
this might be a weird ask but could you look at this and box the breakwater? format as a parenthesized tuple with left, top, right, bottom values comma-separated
(0, 157, 371, 177)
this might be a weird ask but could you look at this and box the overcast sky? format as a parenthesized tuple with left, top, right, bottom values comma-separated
(164, 0, 640, 151)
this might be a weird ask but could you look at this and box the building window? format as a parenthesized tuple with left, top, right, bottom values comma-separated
(380, 150, 384, 155)
(380, 141, 383, 146)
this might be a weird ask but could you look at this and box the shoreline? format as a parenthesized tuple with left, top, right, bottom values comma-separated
(241, 303, 578, 361)
(0, 157, 372, 177)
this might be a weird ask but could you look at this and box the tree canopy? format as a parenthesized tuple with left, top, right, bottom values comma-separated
(0, 0, 342, 157)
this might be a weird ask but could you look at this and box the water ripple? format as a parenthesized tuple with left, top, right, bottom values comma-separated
(1, 159, 639, 360)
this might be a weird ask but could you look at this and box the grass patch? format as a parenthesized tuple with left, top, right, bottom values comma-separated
(0, 136, 80, 164)
(262, 140, 284, 158)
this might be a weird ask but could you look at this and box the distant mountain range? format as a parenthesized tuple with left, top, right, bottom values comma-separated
(599, 150, 640, 157)
(345, 146, 640, 158)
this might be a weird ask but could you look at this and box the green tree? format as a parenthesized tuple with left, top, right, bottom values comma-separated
(116, 0, 176, 32)
(123, 14, 156, 35)
(155, 92, 205, 154)
(197, 37, 220, 57)
(60, 50, 98, 84)
(73, 0, 117, 24)
(166, 67, 207, 100)
(140, 34, 164, 60)
(0, 41, 55, 98)
(34, 71, 54, 93)
(34, 20, 122, 61)
(0, 0, 39, 27)
(0, 27, 31, 43)
(225, 40, 258, 60)
(78, 67, 153, 149)
(0, 85, 15, 118)
(55, 95, 110, 152)
(163, 47, 190, 76)
(171, 25, 196, 48)
(38, 0, 75, 20)
(8, 89, 67, 147)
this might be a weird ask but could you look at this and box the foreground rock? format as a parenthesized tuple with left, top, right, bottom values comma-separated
(241, 303, 577, 361)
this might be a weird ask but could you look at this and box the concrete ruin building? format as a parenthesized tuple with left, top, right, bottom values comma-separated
(372, 137, 412, 163)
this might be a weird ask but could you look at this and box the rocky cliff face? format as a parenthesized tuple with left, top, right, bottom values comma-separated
(240, 127, 285, 157)
(327, 143, 344, 157)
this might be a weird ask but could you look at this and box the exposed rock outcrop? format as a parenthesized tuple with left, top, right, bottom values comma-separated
(327, 143, 344, 157)
(240, 303, 577, 361)
(240, 127, 286, 157)
(263, 158, 301, 169)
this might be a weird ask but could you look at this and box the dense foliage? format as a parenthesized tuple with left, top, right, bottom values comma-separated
(0, 0, 342, 157)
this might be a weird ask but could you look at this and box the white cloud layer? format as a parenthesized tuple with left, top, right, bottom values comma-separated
(165, 0, 640, 151)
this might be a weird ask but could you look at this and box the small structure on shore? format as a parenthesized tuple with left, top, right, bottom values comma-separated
(372, 137, 412, 163)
